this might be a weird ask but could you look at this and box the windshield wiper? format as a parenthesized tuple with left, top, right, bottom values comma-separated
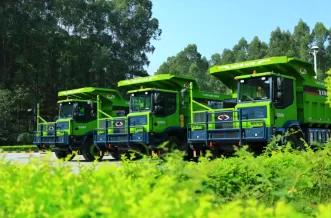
(242, 95, 255, 102)
(247, 95, 255, 102)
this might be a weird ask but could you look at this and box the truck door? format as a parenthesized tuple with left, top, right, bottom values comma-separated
(152, 92, 179, 136)
(72, 102, 90, 136)
(273, 77, 297, 127)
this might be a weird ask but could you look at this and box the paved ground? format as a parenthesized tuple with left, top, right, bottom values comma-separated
(0, 152, 121, 173)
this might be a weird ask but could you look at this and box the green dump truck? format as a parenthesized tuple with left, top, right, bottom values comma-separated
(188, 56, 331, 156)
(93, 74, 232, 158)
(33, 87, 129, 161)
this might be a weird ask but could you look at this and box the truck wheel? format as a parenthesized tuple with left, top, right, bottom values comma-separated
(285, 128, 305, 150)
(158, 136, 180, 157)
(168, 136, 180, 152)
(55, 151, 75, 161)
(109, 151, 120, 160)
(82, 137, 104, 162)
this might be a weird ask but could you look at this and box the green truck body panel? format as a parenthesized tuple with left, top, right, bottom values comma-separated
(33, 87, 128, 151)
(188, 56, 331, 149)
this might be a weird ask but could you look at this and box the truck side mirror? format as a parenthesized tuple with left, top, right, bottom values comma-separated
(54, 116, 59, 121)
(154, 105, 164, 114)
(87, 101, 95, 117)
(277, 77, 284, 90)
(181, 89, 185, 107)
(73, 103, 79, 111)
(275, 91, 283, 103)
(88, 100, 94, 109)
(73, 103, 79, 118)
(33, 106, 37, 122)
(153, 92, 163, 104)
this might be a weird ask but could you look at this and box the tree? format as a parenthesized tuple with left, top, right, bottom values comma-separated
(209, 53, 222, 66)
(156, 44, 211, 91)
(0, 0, 161, 144)
(0, 86, 31, 145)
(233, 37, 248, 62)
(311, 23, 330, 78)
(247, 36, 268, 60)
(292, 19, 312, 60)
(268, 27, 295, 57)
(220, 49, 236, 64)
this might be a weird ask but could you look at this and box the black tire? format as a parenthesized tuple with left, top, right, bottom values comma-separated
(285, 127, 306, 150)
(158, 136, 181, 158)
(168, 136, 181, 152)
(109, 151, 120, 160)
(55, 151, 75, 161)
(111, 150, 133, 160)
(82, 137, 104, 162)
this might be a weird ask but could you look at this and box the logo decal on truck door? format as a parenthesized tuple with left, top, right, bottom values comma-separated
(300, 68, 307, 74)
(218, 114, 230, 121)
(107, 94, 115, 100)
(115, 121, 124, 127)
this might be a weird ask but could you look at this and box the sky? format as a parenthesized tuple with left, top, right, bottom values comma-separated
(145, 0, 331, 75)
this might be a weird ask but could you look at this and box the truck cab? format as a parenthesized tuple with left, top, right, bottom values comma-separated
(188, 73, 295, 154)
(33, 87, 128, 161)
(237, 73, 297, 130)
(128, 88, 180, 146)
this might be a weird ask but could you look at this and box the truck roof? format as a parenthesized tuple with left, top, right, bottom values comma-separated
(57, 87, 128, 106)
(118, 74, 200, 91)
(210, 56, 318, 88)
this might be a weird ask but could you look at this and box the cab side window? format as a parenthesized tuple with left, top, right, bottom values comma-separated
(154, 92, 177, 117)
(74, 103, 87, 123)
(87, 103, 97, 122)
(74, 103, 97, 123)
(273, 77, 294, 108)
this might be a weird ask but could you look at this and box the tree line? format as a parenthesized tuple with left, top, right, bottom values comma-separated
(0, 0, 161, 145)
(156, 20, 331, 93)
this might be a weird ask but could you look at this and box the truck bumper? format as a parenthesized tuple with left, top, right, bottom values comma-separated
(188, 127, 272, 145)
(94, 132, 150, 149)
(33, 134, 70, 149)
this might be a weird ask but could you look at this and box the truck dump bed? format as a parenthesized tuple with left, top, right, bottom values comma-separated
(118, 74, 200, 91)
(58, 87, 128, 107)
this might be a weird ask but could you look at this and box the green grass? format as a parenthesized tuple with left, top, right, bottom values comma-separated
(0, 143, 331, 217)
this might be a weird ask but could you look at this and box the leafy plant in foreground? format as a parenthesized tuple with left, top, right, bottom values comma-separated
(0, 144, 330, 217)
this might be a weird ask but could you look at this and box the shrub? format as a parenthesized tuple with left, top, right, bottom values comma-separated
(0, 145, 37, 152)
(17, 132, 33, 144)
(0, 144, 330, 217)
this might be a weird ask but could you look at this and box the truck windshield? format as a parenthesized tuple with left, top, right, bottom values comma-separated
(239, 77, 271, 102)
(59, 103, 73, 119)
(130, 92, 151, 112)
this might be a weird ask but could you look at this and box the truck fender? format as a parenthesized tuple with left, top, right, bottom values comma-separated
(166, 127, 186, 139)
(282, 121, 305, 137)
(283, 121, 301, 129)
(82, 131, 94, 144)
